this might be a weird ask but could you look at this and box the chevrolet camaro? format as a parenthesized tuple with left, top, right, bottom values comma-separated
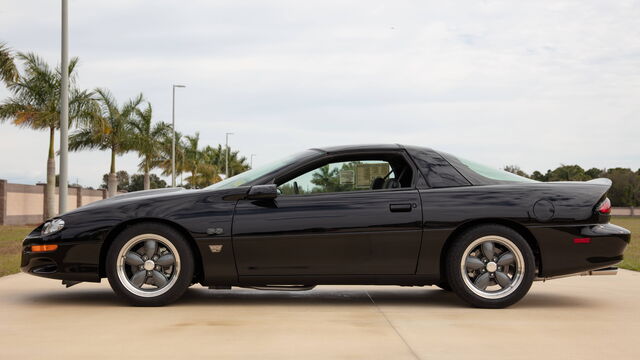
(21, 144, 630, 307)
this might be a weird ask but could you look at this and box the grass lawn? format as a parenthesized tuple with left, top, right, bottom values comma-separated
(0, 225, 33, 277)
(0, 218, 638, 278)
(611, 216, 640, 271)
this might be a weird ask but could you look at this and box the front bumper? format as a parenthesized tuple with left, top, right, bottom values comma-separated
(21, 229, 101, 282)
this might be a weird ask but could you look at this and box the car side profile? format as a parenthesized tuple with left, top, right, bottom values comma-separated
(21, 144, 630, 308)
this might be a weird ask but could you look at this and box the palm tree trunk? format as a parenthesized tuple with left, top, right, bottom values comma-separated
(143, 161, 150, 190)
(107, 148, 117, 197)
(45, 126, 56, 219)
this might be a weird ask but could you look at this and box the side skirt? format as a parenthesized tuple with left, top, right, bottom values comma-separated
(231, 274, 439, 287)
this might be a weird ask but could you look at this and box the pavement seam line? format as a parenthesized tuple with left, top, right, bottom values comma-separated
(366, 290, 421, 360)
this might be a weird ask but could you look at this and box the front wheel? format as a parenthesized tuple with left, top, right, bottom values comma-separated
(446, 225, 535, 308)
(106, 223, 194, 306)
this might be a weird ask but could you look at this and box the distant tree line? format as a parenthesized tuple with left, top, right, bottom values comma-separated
(504, 165, 640, 207)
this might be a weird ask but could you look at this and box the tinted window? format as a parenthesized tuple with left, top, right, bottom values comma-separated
(279, 160, 396, 195)
(278, 154, 414, 195)
(439, 151, 537, 185)
(206, 150, 317, 190)
(456, 157, 536, 183)
(405, 147, 470, 188)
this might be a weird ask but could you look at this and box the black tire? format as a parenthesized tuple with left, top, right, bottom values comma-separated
(106, 223, 194, 306)
(435, 281, 452, 292)
(445, 224, 535, 308)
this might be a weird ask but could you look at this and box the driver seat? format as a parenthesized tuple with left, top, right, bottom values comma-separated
(371, 177, 385, 190)
(383, 178, 400, 189)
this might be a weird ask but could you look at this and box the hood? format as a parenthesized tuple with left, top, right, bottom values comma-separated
(104, 187, 185, 201)
(63, 187, 189, 215)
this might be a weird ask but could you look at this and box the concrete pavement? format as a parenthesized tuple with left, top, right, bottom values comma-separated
(0, 271, 638, 359)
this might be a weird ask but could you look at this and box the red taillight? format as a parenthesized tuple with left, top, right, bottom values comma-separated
(597, 198, 611, 214)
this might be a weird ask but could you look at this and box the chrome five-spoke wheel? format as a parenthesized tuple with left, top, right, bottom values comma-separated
(116, 234, 181, 297)
(460, 235, 524, 299)
(446, 225, 535, 308)
(106, 223, 194, 306)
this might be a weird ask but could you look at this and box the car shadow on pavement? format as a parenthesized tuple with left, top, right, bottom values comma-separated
(19, 285, 600, 309)
(17, 288, 121, 307)
(175, 287, 461, 308)
(178, 287, 598, 309)
(515, 292, 600, 309)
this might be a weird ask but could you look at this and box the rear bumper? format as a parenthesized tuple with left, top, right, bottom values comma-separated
(531, 223, 630, 278)
(584, 266, 619, 276)
(535, 266, 618, 281)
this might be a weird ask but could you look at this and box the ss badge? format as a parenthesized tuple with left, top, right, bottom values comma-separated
(206, 227, 224, 235)
(208, 244, 223, 253)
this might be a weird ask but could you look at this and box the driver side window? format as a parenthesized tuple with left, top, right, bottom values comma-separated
(278, 159, 409, 196)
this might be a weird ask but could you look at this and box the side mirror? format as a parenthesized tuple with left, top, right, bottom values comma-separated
(247, 184, 278, 200)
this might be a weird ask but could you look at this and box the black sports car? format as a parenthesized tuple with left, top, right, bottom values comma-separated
(21, 144, 630, 308)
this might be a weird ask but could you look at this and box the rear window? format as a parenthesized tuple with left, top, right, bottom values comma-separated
(442, 152, 537, 184)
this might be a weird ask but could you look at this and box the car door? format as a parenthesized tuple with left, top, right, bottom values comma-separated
(231, 157, 423, 276)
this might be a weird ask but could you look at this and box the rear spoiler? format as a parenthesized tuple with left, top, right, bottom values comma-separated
(536, 178, 612, 220)
(586, 178, 612, 186)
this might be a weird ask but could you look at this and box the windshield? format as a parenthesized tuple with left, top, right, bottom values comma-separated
(205, 150, 318, 190)
(456, 156, 537, 183)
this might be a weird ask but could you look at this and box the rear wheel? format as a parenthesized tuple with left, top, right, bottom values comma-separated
(106, 223, 194, 306)
(446, 225, 535, 308)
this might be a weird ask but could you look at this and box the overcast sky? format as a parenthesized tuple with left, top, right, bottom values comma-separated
(1, 0, 639, 188)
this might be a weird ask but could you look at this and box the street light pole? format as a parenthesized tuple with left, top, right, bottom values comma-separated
(59, 0, 69, 214)
(225, 132, 234, 178)
(250, 154, 256, 168)
(171, 84, 186, 187)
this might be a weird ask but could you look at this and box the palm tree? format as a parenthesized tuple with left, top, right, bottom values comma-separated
(225, 149, 250, 177)
(129, 103, 171, 190)
(209, 143, 250, 179)
(181, 138, 229, 189)
(153, 129, 185, 184)
(187, 141, 249, 189)
(70, 88, 143, 197)
(182, 132, 202, 187)
(209, 144, 225, 177)
(0, 42, 18, 85)
(311, 165, 340, 192)
(0, 52, 93, 218)
(154, 134, 246, 189)
(193, 145, 222, 187)
(194, 165, 222, 187)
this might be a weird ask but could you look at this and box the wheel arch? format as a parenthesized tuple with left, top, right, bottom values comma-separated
(439, 218, 542, 280)
(98, 217, 204, 283)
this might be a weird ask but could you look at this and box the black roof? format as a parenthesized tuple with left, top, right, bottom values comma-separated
(311, 144, 438, 154)
(311, 144, 405, 154)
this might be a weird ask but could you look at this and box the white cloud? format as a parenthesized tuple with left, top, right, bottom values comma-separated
(1, 0, 639, 187)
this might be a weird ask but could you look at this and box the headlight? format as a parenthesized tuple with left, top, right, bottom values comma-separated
(42, 219, 65, 235)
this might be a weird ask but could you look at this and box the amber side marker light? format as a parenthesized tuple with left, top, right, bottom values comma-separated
(31, 244, 58, 252)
